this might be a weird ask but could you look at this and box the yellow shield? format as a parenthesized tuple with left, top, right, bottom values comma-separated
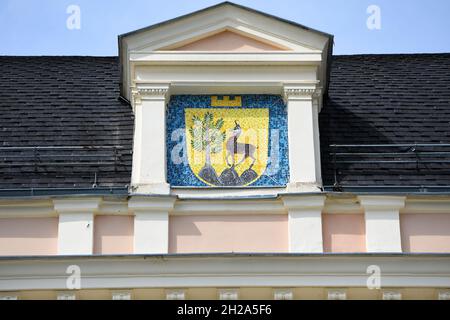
(185, 108, 269, 186)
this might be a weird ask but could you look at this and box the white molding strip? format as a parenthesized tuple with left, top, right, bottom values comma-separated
(2, 195, 450, 219)
(129, 52, 322, 64)
(1, 254, 448, 291)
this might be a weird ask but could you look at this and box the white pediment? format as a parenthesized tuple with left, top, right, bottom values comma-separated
(121, 3, 330, 53)
(122, 2, 334, 195)
(119, 2, 333, 100)
(163, 30, 289, 52)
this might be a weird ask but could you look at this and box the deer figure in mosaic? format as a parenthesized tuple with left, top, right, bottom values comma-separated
(225, 120, 257, 169)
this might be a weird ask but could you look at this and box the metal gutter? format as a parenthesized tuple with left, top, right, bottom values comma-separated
(323, 185, 450, 195)
(2, 187, 450, 199)
(0, 187, 129, 198)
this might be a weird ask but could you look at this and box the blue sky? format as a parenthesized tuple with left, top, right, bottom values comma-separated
(1, 0, 449, 56)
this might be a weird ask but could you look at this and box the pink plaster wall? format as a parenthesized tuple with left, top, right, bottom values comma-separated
(169, 215, 288, 253)
(93, 216, 134, 254)
(172, 30, 286, 52)
(322, 214, 366, 253)
(0, 218, 58, 255)
(400, 213, 450, 252)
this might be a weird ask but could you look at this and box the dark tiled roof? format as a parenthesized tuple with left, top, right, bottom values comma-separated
(0, 56, 133, 189)
(320, 53, 450, 188)
(1, 54, 449, 190)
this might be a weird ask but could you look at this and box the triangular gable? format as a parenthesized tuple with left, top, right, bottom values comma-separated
(168, 30, 288, 52)
(119, 2, 334, 100)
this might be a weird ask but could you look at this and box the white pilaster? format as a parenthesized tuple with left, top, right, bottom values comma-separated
(283, 83, 322, 190)
(359, 196, 405, 253)
(131, 83, 170, 195)
(129, 196, 175, 254)
(54, 198, 101, 255)
(282, 195, 326, 253)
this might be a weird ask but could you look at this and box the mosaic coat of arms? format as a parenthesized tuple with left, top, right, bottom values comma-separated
(167, 95, 289, 187)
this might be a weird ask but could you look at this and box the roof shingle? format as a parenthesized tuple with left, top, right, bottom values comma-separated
(0, 56, 133, 189)
(1, 53, 449, 190)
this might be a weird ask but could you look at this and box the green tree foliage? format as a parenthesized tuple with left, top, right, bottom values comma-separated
(189, 112, 226, 157)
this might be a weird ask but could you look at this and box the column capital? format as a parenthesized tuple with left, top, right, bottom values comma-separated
(53, 198, 102, 213)
(282, 195, 326, 211)
(282, 82, 321, 102)
(358, 196, 406, 211)
(131, 83, 170, 105)
(128, 196, 176, 212)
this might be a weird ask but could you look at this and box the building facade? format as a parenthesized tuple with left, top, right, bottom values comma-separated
(0, 2, 450, 300)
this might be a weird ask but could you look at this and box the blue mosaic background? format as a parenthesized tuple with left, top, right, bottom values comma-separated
(166, 95, 289, 187)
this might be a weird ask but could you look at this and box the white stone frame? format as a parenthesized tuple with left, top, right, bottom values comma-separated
(120, 3, 332, 196)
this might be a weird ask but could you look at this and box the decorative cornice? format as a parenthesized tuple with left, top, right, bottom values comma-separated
(283, 83, 322, 102)
(131, 84, 170, 106)
(136, 88, 169, 96)
(284, 88, 317, 97)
